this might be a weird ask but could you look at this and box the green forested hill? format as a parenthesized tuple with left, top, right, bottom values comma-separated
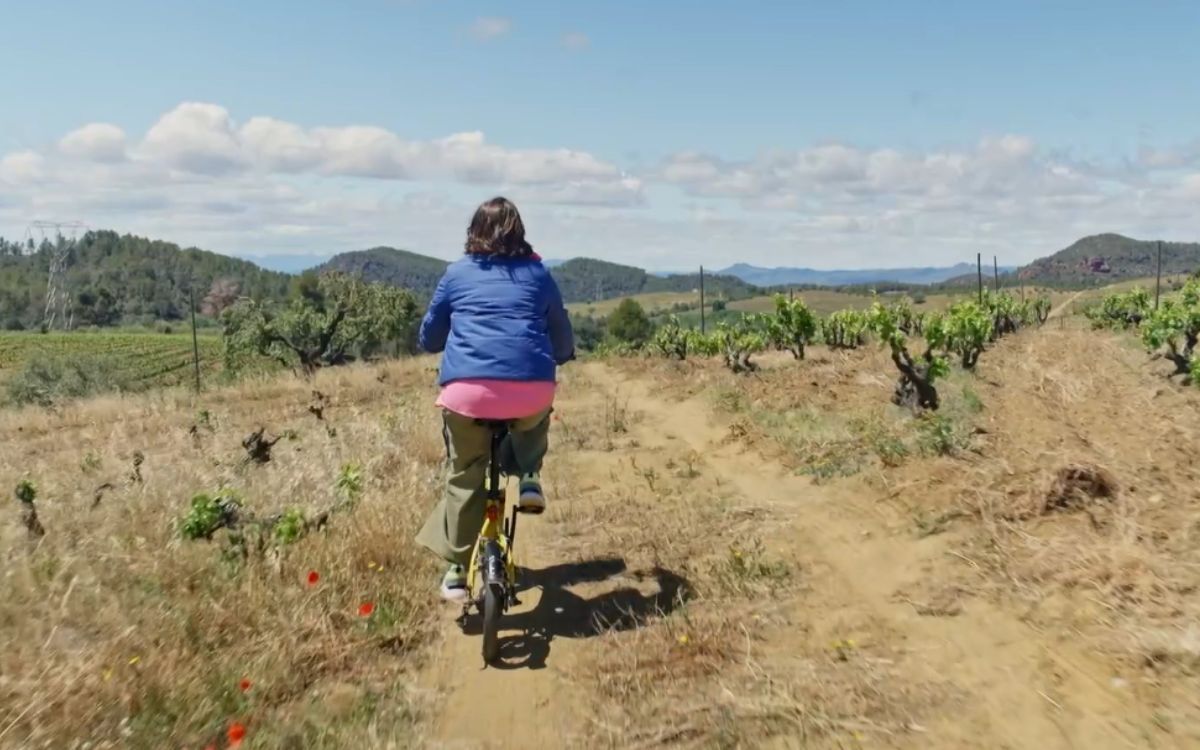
(315, 252, 759, 303)
(531, 258, 757, 303)
(315, 247, 449, 294)
(0, 230, 762, 330)
(0, 231, 292, 329)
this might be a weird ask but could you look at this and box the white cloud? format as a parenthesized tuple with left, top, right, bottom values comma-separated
(59, 123, 127, 163)
(562, 32, 590, 51)
(0, 150, 44, 184)
(54, 102, 642, 204)
(469, 16, 511, 41)
(141, 102, 244, 174)
(5, 101, 1200, 269)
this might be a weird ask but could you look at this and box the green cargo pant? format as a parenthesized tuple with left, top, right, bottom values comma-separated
(416, 407, 551, 566)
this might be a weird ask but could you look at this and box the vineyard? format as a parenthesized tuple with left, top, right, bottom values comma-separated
(0, 331, 224, 393)
(648, 289, 1056, 410)
(3, 275, 1200, 748)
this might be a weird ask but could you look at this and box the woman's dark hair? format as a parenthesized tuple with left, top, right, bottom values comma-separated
(465, 197, 534, 258)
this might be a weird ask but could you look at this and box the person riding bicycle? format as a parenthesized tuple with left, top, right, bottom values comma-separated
(415, 196, 575, 601)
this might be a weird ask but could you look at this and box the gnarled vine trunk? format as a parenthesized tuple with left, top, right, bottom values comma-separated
(890, 347, 940, 412)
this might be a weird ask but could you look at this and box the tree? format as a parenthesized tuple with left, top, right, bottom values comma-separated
(607, 298, 653, 347)
(222, 273, 418, 375)
(765, 294, 817, 360)
(201, 278, 241, 316)
(569, 314, 606, 351)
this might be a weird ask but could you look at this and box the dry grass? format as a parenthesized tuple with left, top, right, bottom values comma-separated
(0, 361, 447, 748)
(619, 325, 1200, 744)
(540, 367, 949, 749)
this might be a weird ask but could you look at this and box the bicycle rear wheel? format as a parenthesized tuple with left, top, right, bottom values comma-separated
(481, 582, 503, 664)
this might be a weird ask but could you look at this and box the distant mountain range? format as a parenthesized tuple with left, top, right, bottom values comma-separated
(716, 262, 1018, 287)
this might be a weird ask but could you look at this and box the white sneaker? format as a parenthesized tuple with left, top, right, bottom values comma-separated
(517, 473, 546, 514)
(440, 564, 468, 602)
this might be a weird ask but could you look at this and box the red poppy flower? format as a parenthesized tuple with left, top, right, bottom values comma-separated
(238, 678, 251, 692)
(358, 602, 375, 617)
(227, 721, 247, 746)
(306, 570, 320, 587)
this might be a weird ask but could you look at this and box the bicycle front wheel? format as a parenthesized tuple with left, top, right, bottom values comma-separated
(481, 582, 503, 664)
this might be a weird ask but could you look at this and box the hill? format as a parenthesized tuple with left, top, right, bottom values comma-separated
(0, 231, 292, 330)
(1016, 233, 1200, 285)
(549, 258, 757, 303)
(315, 247, 449, 294)
(718, 261, 1016, 287)
(315, 252, 759, 305)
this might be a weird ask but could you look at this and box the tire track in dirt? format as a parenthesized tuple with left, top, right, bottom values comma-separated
(420, 469, 589, 749)
(419, 371, 657, 749)
(601, 362, 1162, 750)
(420, 360, 1165, 748)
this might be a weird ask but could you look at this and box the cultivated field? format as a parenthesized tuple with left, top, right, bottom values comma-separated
(0, 331, 223, 389)
(568, 285, 1078, 321)
(2, 298, 1199, 748)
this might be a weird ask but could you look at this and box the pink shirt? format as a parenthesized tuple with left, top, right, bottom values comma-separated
(436, 379, 556, 420)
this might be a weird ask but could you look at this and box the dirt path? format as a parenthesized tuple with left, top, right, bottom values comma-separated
(420, 359, 1169, 749)
(420, 478, 588, 748)
(1049, 289, 1086, 319)
(612, 365, 1164, 750)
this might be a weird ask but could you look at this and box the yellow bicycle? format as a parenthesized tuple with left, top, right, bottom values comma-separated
(462, 420, 522, 665)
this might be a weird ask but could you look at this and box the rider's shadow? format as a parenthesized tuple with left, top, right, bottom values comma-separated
(461, 557, 693, 671)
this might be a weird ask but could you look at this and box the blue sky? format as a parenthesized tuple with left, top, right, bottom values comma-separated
(2, 0, 1200, 270)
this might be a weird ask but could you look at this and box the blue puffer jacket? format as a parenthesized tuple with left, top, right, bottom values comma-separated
(418, 255, 575, 385)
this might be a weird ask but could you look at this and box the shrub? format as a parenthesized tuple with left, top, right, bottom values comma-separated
(1087, 288, 1151, 330)
(821, 309, 869, 349)
(765, 295, 817, 360)
(714, 315, 767, 373)
(650, 316, 693, 360)
(1142, 278, 1200, 379)
(867, 302, 948, 411)
(4, 353, 136, 407)
(930, 300, 992, 369)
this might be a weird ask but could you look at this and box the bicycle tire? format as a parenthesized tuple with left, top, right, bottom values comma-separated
(481, 582, 503, 664)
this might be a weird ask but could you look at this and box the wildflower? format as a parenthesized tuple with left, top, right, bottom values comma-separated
(227, 721, 247, 746)
(677, 634, 690, 645)
(367, 561, 377, 570)
(238, 678, 251, 693)
(306, 570, 320, 587)
(358, 601, 375, 617)
(128, 656, 140, 666)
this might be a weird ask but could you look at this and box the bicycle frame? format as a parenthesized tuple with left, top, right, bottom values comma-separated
(464, 424, 520, 615)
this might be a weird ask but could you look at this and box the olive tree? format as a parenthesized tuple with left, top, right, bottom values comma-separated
(222, 273, 418, 375)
